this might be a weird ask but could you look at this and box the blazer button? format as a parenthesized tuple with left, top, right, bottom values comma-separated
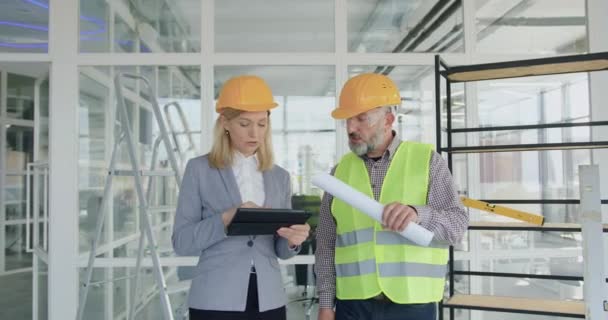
(247, 240, 254, 247)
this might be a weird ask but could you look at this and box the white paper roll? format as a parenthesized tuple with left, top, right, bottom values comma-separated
(312, 172, 434, 247)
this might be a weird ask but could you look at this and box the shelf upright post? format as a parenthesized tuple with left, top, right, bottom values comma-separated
(445, 72, 453, 172)
(444, 58, 456, 320)
(579, 165, 608, 319)
(435, 55, 442, 152)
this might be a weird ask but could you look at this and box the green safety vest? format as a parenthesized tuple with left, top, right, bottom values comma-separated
(331, 142, 448, 303)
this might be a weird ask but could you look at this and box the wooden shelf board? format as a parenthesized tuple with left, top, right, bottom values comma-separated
(468, 221, 608, 232)
(444, 294, 585, 317)
(444, 52, 608, 82)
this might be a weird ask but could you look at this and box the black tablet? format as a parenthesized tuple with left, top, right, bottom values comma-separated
(227, 208, 312, 236)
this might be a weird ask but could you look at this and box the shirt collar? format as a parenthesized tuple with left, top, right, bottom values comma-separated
(386, 131, 402, 160)
(233, 150, 258, 168)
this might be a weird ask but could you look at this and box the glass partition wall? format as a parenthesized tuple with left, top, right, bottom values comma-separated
(77, 64, 200, 320)
(0, 62, 49, 319)
(0, 0, 606, 319)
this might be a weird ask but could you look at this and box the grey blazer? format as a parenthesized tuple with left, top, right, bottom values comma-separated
(172, 155, 299, 312)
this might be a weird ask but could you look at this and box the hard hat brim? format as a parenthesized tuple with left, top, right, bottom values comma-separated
(331, 106, 373, 119)
(216, 102, 278, 113)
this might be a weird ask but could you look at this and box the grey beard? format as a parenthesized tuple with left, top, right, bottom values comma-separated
(348, 126, 386, 156)
(348, 141, 369, 156)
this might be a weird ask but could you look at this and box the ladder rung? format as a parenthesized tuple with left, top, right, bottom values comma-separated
(110, 170, 174, 177)
(166, 281, 190, 295)
(86, 274, 137, 287)
(158, 247, 174, 254)
(145, 247, 174, 255)
(147, 206, 175, 214)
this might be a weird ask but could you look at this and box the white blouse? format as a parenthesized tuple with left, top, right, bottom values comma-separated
(232, 151, 265, 207)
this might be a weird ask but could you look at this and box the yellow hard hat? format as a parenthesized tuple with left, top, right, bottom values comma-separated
(331, 73, 401, 119)
(216, 75, 278, 113)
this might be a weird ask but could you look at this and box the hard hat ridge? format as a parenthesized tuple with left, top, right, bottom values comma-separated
(332, 73, 401, 119)
(216, 75, 278, 113)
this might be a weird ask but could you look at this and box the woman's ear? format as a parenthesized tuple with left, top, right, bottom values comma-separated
(220, 114, 228, 131)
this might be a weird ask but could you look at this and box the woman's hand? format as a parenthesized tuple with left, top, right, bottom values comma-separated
(222, 201, 259, 226)
(277, 223, 311, 247)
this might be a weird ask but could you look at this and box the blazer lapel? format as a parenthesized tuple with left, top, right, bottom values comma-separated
(218, 167, 242, 206)
(262, 169, 273, 208)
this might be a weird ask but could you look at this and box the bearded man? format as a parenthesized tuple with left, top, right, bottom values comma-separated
(315, 73, 468, 320)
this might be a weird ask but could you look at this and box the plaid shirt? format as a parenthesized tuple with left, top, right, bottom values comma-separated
(314, 133, 468, 309)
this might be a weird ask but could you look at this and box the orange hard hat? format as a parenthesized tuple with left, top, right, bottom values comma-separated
(332, 73, 401, 119)
(216, 75, 278, 113)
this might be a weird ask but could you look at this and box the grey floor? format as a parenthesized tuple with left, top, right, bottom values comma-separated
(0, 272, 565, 320)
(285, 285, 319, 320)
(0, 270, 318, 320)
(0, 271, 32, 319)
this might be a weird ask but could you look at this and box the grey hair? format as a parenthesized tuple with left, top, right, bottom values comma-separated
(366, 105, 397, 126)
(383, 105, 398, 115)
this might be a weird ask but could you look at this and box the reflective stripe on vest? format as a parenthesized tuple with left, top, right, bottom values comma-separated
(337, 228, 448, 249)
(336, 259, 446, 278)
(332, 142, 449, 303)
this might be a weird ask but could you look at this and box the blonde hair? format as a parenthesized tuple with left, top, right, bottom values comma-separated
(208, 108, 275, 171)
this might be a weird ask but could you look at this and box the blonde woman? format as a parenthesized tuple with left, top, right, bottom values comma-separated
(172, 75, 310, 320)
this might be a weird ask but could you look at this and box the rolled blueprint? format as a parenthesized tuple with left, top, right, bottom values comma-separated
(312, 172, 434, 247)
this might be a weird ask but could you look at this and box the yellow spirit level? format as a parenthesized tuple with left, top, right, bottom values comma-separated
(461, 197, 544, 225)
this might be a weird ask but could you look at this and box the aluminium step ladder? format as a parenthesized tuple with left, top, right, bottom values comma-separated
(164, 101, 200, 167)
(76, 73, 183, 320)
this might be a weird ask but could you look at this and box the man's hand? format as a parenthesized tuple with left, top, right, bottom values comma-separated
(318, 308, 335, 320)
(277, 223, 310, 247)
(222, 201, 259, 226)
(381, 202, 418, 232)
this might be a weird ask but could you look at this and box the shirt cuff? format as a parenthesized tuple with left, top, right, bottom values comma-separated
(318, 292, 336, 309)
(411, 205, 432, 229)
(215, 214, 229, 238)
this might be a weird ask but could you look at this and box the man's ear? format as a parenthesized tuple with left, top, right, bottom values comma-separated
(385, 111, 396, 128)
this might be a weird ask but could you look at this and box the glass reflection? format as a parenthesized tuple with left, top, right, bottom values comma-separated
(476, 0, 587, 54)
(0, 0, 49, 53)
(79, 0, 201, 53)
(348, 0, 463, 53)
(215, 0, 334, 52)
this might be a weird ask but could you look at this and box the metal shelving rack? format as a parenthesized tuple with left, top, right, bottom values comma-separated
(435, 52, 608, 319)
